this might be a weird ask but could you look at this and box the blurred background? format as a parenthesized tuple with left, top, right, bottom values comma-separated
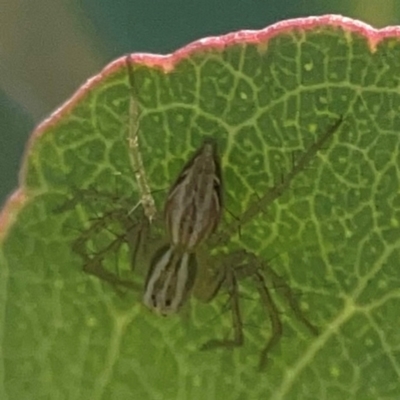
(0, 0, 398, 206)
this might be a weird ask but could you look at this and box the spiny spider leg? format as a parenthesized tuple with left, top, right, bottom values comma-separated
(261, 260, 319, 336)
(201, 265, 244, 350)
(62, 187, 150, 291)
(125, 55, 157, 222)
(76, 219, 142, 292)
(72, 207, 136, 254)
(198, 249, 318, 369)
(244, 251, 318, 369)
(215, 116, 344, 246)
(250, 267, 283, 370)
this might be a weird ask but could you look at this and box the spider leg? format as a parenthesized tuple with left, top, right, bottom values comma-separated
(250, 267, 283, 370)
(201, 264, 244, 350)
(75, 222, 141, 292)
(262, 260, 319, 336)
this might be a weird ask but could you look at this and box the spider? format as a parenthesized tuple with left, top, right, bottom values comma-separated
(58, 54, 344, 368)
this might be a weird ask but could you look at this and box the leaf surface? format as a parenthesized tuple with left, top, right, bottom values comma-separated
(1, 15, 400, 400)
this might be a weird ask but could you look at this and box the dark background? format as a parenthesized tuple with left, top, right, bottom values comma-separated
(0, 0, 398, 206)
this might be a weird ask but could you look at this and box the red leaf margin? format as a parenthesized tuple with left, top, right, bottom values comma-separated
(1, 14, 400, 240)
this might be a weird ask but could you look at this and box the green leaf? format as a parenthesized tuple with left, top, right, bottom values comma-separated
(1, 15, 400, 400)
